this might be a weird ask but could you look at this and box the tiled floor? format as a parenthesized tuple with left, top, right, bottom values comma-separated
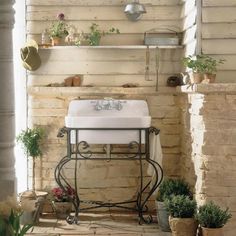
(26, 212, 171, 236)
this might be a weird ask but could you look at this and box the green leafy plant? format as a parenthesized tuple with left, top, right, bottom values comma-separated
(196, 201, 232, 228)
(49, 13, 68, 38)
(201, 55, 225, 74)
(16, 127, 44, 191)
(156, 178, 192, 202)
(165, 195, 197, 218)
(0, 209, 32, 236)
(183, 54, 225, 74)
(183, 55, 207, 73)
(76, 23, 120, 46)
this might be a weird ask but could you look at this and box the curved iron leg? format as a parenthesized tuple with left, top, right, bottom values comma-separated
(54, 156, 80, 224)
(137, 159, 163, 224)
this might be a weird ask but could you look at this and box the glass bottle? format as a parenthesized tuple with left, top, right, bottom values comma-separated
(41, 29, 51, 47)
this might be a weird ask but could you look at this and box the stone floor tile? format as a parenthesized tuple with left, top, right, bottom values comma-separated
(26, 212, 170, 236)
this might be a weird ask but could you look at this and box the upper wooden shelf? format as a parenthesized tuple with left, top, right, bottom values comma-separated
(39, 45, 183, 50)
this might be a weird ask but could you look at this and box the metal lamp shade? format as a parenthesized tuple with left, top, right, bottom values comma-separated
(124, 1, 146, 21)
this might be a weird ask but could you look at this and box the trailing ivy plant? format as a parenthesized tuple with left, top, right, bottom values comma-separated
(16, 127, 44, 191)
(196, 201, 232, 228)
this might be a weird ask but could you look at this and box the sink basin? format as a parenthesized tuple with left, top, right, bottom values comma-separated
(65, 99, 151, 144)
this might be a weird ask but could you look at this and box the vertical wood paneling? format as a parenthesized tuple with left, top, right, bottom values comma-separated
(202, 1, 236, 82)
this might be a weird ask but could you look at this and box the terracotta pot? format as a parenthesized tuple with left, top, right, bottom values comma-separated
(190, 72, 203, 84)
(202, 73, 216, 83)
(169, 216, 198, 236)
(202, 227, 224, 236)
(51, 37, 63, 46)
(52, 201, 72, 219)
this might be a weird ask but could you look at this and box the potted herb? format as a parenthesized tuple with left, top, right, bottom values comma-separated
(183, 55, 225, 84)
(196, 201, 232, 236)
(50, 186, 75, 219)
(49, 13, 68, 46)
(76, 23, 120, 46)
(201, 55, 225, 83)
(182, 54, 206, 84)
(156, 178, 192, 232)
(165, 195, 197, 236)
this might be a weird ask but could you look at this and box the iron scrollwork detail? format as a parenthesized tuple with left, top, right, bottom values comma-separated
(55, 126, 163, 224)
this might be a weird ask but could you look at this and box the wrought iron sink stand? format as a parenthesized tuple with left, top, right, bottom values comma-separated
(55, 126, 163, 224)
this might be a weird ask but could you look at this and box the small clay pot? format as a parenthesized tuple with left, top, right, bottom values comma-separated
(202, 73, 216, 83)
(169, 216, 198, 236)
(190, 72, 203, 84)
(202, 227, 224, 236)
(51, 37, 64, 46)
(72, 75, 82, 87)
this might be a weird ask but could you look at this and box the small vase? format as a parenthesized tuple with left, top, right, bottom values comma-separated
(169, 216, 198, 236)
(202, 227, 224, 236)
(52, 201, 72, 219)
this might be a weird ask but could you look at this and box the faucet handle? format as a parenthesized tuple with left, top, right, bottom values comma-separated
(116, 100, 123, 110)
(95, 101, 102, 110)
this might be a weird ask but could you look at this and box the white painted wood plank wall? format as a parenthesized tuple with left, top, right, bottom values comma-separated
(26, 0, 183, 89)
(202, 0, 236, 82)
(181, 0, 197, 56)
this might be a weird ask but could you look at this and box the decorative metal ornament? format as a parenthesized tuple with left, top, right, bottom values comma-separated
(124, 0, 146, 21)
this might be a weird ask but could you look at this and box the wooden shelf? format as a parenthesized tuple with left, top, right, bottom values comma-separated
(28, 86, 176, 97)
(39, 45, 183, 50)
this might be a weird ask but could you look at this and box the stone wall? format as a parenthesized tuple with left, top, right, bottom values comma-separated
(29, 87, 181, 210)
(179, 84, 236, 236)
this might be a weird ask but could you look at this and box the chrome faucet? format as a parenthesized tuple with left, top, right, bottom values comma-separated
(94, 98, 124, 111)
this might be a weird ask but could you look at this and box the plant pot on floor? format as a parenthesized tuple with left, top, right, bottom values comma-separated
(20, 190, 48, 225)
(169, 217, 198, 236)
(156, 201, 171, 232)
(202, 227, 223, 236)
(52, 201, 72, 219)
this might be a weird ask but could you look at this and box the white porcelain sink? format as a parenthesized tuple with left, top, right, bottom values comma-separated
(65, 99, 151, 144)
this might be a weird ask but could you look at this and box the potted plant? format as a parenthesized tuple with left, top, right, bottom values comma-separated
(76, 23, 120, 46)
(156, 178, 192, 232)
(16, 127, 46, 224)
(201, 55, 225, 83)
(182, 54, 206, 83)
(165, 195, 197, 236)
(183, 54, 225, 84)
(196, 201, 232, 236)
(50, 186, 75, 219)
(49, 13, 68, 46)
(0, 197, 33, 236)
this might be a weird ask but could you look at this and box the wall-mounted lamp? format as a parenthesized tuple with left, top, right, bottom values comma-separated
(124, 0, 147, 22)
